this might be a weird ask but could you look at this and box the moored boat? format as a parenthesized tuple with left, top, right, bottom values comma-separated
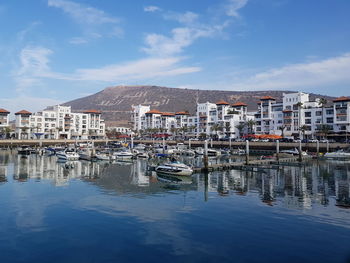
(56, 149, 80, 161)
(155, 161, 193, 176)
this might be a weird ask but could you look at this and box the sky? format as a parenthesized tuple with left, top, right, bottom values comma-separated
(0, 0, 350, 114)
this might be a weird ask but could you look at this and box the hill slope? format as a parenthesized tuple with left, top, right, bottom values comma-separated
(63, 85, 334, 126)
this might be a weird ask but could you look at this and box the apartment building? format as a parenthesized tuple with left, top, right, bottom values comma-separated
(0, 108, 10, 130)
(255, 92, 350, 140)
(14, 105, 105, 139)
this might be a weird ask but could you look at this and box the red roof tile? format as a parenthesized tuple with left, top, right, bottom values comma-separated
(161, 112, 175, 116)
(15, 110, 32, 115)
(232, 102, 247, 107)
(175, 111, 190, 115)
(145, 109, 162, 114)
(215, 100, 230, 105)
(333, 96, 350, 102)
(260, 96, 276, 100)
(0, 108, 10, 113)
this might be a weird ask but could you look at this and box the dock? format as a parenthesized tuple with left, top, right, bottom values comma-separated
(192, 155, 314, 173)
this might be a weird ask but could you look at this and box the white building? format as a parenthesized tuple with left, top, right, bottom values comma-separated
(0, 108, 10, 137)
(255, 93, 350, 140)
(15, 105, 105, 139)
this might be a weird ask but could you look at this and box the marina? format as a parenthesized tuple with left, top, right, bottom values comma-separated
(0, 149, 349, 262)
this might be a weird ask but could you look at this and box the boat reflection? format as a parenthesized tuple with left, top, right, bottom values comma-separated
(0, 150, 349, 209)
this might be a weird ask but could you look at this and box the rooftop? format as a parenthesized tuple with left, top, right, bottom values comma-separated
(0, 108, 10, 114)
(333, 96, 350, 102)
(15, 110, 32, 115)
(215, 100, 230, 105)
(232, 102, 247, 107)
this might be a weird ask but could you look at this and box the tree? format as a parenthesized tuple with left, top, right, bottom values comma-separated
(235, 123, 246, 138)
(318, 124, 331, 140)
(296, 102, 303, 138)
(211, 123, 223, 139)
(278, 125, 286, 138)
(225, 122, 231, 137)
(299, 125, 308, 139)
(246, 119, 256, 134)
(319, 98, 327, 125)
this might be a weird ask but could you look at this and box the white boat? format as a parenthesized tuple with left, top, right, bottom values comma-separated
(95, 152, 116, 161)
(155, 161, 193, 176)
(134, 144, 146, 151)
(324, 150, 350, 159)
(194, 147, 204, 155)
(56, 149, 80, 161)
(136, 152, 149, 158)
(113, 150, 134, 159)
(280, 148, 308, 156)
(207, 149, 221, 156)
(79, 148, 94, 161)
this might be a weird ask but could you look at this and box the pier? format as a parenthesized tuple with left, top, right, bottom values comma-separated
(192, 155, 314, 173)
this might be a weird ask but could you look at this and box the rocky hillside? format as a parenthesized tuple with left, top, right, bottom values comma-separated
(63, 85, 334, 126)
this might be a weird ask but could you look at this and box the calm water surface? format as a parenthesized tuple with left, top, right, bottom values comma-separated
(0, 150, 349, 263)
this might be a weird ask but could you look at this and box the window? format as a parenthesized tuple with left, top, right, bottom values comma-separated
(304, 112, 311, 117)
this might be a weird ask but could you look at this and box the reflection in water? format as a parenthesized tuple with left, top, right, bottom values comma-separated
(1, 150, 349, 210)
(0, 150, 349, 263)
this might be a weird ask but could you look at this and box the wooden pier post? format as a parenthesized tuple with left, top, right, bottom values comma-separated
(210, 139, 213, 148)
(245, 140, 249, 165)
(276, 140, 279, 162)
(188, 139, 191, 149)
(298, 140, 302, 162)
(316, 140, 319, 157)
(326, 140, 329, 153)
(229, 137, 232, 149)
(203, 140, 209, 172)
(162, 138, 165, 154)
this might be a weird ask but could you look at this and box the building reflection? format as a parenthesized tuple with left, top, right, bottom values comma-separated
(0, 150, 349, 209)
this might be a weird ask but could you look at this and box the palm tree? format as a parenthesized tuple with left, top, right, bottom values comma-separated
(296, 102, 303, 138)
(211, 123, 223, 139)
(299, 125, 308, 140)
(246, 119, 256, 135)
(319, 98, 327, 125)
(319, 124, 331, 140)
(225, 122, 231, 138)
(235, 123, 246, 138)
(278, 125, 286, 138)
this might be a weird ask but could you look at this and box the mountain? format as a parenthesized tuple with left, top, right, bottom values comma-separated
(63, 85, 334, 127)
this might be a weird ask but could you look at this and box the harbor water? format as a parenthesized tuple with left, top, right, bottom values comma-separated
(0, 150, 349, 262)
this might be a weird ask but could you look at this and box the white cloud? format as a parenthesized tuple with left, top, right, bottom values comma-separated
(14, 46, 54, 92)
(164, 11, 199, 24)
(144, 6, 161, 12)
(69, 37, 88, 45)
(74, 57, 201, 82)
(225, 0, 248, 17)
(228, 53, 350, 92)
(48, 0, 118, 24)
(48, 0, 123, 42)
(13, 46, 201, 84)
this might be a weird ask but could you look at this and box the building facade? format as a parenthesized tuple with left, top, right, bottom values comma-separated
(14, 105, 105, 139)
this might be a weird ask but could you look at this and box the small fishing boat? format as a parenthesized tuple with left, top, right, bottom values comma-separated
(155, 161, 193, 176)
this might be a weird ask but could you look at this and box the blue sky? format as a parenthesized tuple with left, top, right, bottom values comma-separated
(0, 0, 350, 113)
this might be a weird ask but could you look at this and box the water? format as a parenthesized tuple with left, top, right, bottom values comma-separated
(0, 150, 349, 263)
